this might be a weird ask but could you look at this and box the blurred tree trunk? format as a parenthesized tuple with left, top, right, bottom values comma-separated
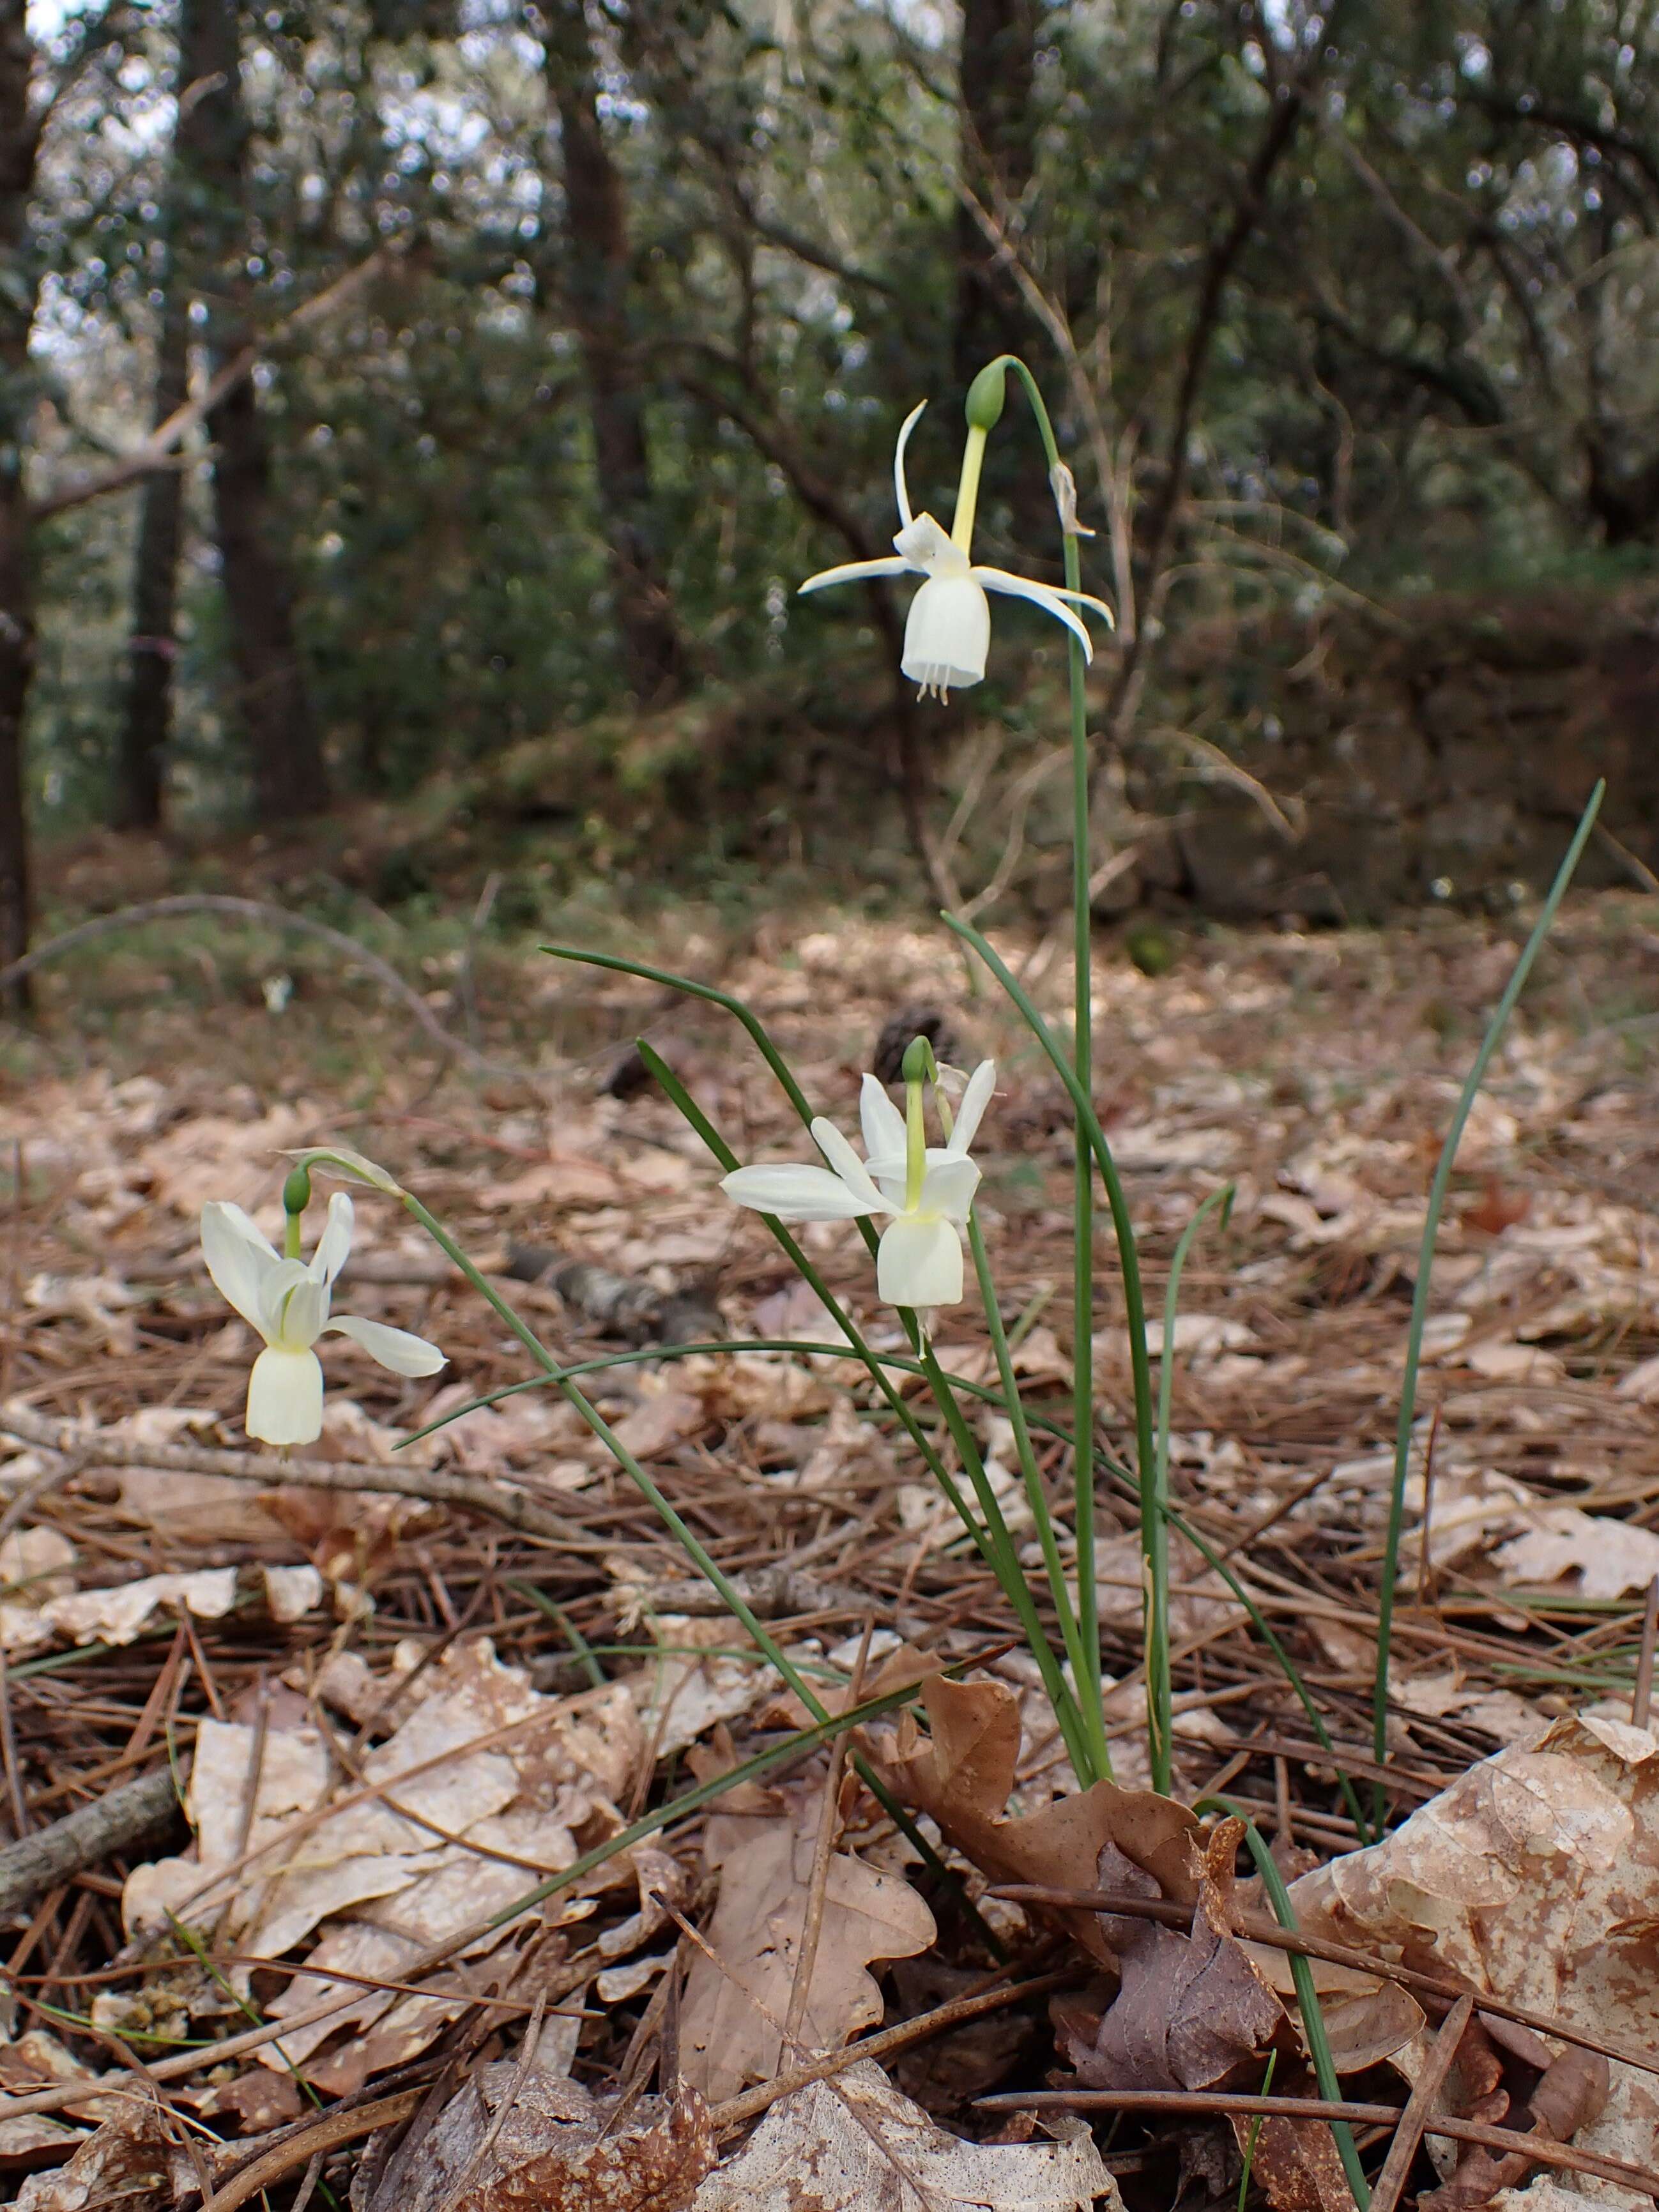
(0, 0, 40, 1012)
(954, 0, 1038, 386)
(540, 0, 684, 700)
(187, 0, 326, 820)
(114, 242, 189, 830)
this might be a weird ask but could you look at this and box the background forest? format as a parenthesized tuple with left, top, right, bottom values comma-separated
(6, 0, 1659, 996)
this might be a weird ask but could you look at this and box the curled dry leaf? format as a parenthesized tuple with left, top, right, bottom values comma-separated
(1290, 1713, 1659, 2212)
(873, 1674, 1200, 1965)
(1062, 1819, 1286, 2093)
(689, 2060, 1117, 2211)
(681, 1778, 937, 2103)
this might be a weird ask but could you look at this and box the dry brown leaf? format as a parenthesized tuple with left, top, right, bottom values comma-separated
(1228, 2110, 1358, 2212)
(874, 1674, 1200, 1965)
(681, 1781, 936, 2102)
(691, 2060, 1114, 2211)
(1290, 1712, 1659, 2212)
(1062, 1820, 1285, 2093)
(13, 2100, 199, 2212)
(360, 2066, 714, 2212)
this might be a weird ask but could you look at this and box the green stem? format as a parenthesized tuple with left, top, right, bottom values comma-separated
(945, 911, 1159, 1670)
(994, 353, 1107, 1799)
(969, 1214, 1108, 1783)
(1370, 780, 1603, 1832)
(1199, 1803, 1372, 2211)
(1147, 1184, 1234, 1793)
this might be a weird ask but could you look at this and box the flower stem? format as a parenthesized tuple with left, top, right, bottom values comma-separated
(989, 354, 1111, 1778)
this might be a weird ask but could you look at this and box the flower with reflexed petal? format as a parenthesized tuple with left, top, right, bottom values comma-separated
(201, 1192, 446, 1447)
(721, 1060, 996, 1310)
(797, 401, 1113, 699)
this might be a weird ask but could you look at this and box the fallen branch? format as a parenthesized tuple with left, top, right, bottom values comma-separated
(0, 895, 524, 1079)
(201, 2089, 425, 2212)
(0, 1405, 603, 1553)
(0, 1766, 180, 1918)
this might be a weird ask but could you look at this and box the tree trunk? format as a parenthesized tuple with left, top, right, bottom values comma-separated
(0, 0, 38, 1013)
(185, 0, 326, 819)
(954, 0, 1038, 387)
(114, 269, 189, 829)
(540, 0, 684, 699)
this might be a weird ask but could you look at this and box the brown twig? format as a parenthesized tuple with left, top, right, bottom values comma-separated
(1366, 1994, 1473, 2212)
(975, 2089, 1659, 2199)
(990, 1886, 1659, 2081)
(199, 2088, 425, 2212)
(0, 1767, 180, 1920)
(0, 1404, 596, 1551)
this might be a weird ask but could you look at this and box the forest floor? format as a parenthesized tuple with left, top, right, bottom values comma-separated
(1, 885, 1658, 2211)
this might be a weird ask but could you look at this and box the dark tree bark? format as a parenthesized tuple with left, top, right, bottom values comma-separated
(0, 0, 39, 1012)
(114, 247, 188, 829)
(186, 0, 326, 820)
(954, 0, 1039, 386)
(540, 0, 684, 699)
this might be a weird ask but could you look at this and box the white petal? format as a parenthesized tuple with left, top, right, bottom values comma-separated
(892, 514, 967, 573)
(799, 556, 912, 595)
(970, 566, 1097, 659)
(201, 1201, 283, 1338)
(274, 1273, 329, 1351)
(949, 1060, 997, 1156)
(246, 1346, 325, 1447)
(308, 1191, 354, 1285)
(1046, 583, 1117, 625)
(323, 1314, 447, 1377)
(859, 1073, 907, 1165)
(878, 1216, 964, 1308)
(919, 1153, 982, 1224)
(809, 1117, 888, 1210)
(902, 575, 990, 696)
(721, 1163, 880, 1223)
(894, 399, 927, 529)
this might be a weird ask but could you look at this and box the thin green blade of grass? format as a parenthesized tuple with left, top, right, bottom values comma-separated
(1199, 1800, 1372, 2210)
(1371, 781, 1604, 1833)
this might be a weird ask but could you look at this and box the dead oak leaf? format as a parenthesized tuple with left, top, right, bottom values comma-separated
(689, 2061, 1116, 2211)
(1063, 1819, 1286, 2093)
(873, 1674, 1200, 1965)
(681, 1790, 937, 2103)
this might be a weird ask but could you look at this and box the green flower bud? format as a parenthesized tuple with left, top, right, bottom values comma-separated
(281, 1164, 312, 1218)
(964, 360, 1008, 432)
(901, 1034, 936, 1085)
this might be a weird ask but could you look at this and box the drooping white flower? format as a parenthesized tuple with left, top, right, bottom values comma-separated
(798, 402, 1113, 699)
(721, 1060, 996, 1309)
(201, 1193, 446, 1447)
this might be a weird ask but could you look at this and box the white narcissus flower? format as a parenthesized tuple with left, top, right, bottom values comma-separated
(798, 402, 1113, 699)
(721, 1060, 996, 1309)
(201, 1192, 446, 1447)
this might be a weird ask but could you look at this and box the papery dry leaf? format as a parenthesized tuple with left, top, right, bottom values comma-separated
(689, 2060, 1116, 2211)
(873, 1674, 1200, 1966)
(13, 2101, 187, 2212)
(0, 2114, 87, 2166)
(360, 2068, 715, 2212)
(623, 1615, 779, 1755)
(681, 1783, 936, 2103)
(1290, 1714, 1659, 2212)
(1063, 1820, 1285, 2093)
(1228, 2110, 1357, 2212)
(8, 1566, 240, 1654)
(1492, 1514, 1659, 1601)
